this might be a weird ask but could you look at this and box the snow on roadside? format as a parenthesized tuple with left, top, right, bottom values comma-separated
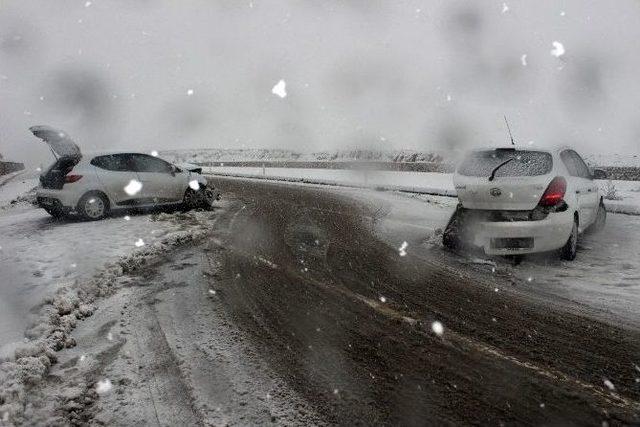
(0, 208, 219, 424)
(0, 175, 37, 209)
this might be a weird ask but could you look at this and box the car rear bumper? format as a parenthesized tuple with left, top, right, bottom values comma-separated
(471, 210, 573, 255)
(36, 188, 80, 210)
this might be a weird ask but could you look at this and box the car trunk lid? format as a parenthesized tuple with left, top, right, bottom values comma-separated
(30, 126, 82, 189)
(455, 175, 551, 210)
(454, 148, 553, 211)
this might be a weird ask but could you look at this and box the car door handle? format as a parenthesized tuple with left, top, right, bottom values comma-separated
(575, 190, 581, 194)
(587, 188, 592, 192)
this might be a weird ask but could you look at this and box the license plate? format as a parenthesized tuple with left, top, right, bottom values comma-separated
(38, 197, 55, 206)
(491, 237, 534, 250)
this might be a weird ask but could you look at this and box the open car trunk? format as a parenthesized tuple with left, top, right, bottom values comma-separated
(30, 125, 82, 189)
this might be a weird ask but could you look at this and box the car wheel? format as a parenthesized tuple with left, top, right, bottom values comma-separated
(77, 192, 109, 221)
(587, 201, 606, 234)
(560, 218, 578, 261)
(443, 205, 465, 251)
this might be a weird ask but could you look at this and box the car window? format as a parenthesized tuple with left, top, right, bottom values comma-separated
(560, 151, 578, 176)
(571, 151, 592, 179)
(131, 154, 173, 173)
(457, 149, 553, 177)
(561, 150, 591, 178)
(90, 154, 135, 172)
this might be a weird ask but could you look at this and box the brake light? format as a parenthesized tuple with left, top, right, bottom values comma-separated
(539, 176, 566, 207)
(64, 174, 83, 183)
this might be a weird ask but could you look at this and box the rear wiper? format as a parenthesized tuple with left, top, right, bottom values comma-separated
(488, 158, 514, 181)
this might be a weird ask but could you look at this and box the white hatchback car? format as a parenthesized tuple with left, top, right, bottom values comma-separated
(443, 146, 607, 260)
(31, 126, 219, 220)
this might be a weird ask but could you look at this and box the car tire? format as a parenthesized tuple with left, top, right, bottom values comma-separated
(443, 205, 465, 251)
(77, 192, 109, 221)
(560, 217, 578, 261)
(587, 201, 606, 234)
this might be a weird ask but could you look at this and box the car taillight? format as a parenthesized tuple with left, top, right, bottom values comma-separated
(64, 174, 83, 183)
(539, 176, 566, 207)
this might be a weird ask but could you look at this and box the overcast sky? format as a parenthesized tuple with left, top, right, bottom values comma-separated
(1, 0, 639, 165)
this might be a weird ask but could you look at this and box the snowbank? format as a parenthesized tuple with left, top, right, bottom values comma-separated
(0, 209, 218, 425)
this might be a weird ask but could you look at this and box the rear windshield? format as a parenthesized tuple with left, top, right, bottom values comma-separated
(457, 149, 553, 177)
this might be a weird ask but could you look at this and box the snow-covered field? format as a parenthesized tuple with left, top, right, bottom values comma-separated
(206, 167, 640, 214)
(0, 174, 218, 356)
(163, 148, 640, 169)
(162, 148, 449, 165)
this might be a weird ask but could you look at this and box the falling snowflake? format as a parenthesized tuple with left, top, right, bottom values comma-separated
(431, 321, 444, 336)
(187, 89, 194, 96)
(151, 150, 158, 157)
(398, 241, 408, 257)
(539, 403, 545, 408)
(107, 332, 113, 341)
(560, 11, 566, 16)
(550, 41, 565, 58)
(446, 93, 452, 102)
(124, 215, 131, 221)
(189, 180, 200, 190)
(527, 277, 533, 282)
(333, 388, 339, 394)
(494, 288, 499, 292)
(80, 354, 87, 362)
(124, 179, 142, 196)
(501, 2, 509, 13)
(379, 296, 387, 303)
(135, 238, 145, 247)
(96, 379, 112, 395)
(603, 378, 615, 391)
(520, 54, 527, 66)
(85, 1, 92, 7)
(272, 79, 287, 98)
(208, 289, 216, 295)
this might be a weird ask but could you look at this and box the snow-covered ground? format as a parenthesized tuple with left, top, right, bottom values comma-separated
(162, 148, 449, 164)
(206, 167, 640, 214)
(0, 173, 219, 356)
(583, 153, 640, 168)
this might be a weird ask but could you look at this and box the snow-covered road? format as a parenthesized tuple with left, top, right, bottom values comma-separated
(1, 174, 639, 425)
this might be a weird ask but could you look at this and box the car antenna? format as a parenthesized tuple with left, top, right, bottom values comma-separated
(504, 115, 515, 146)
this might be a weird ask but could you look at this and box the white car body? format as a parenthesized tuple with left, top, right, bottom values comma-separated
(29, 126, 218, 219)
(450, 146, 605, 257)
(36, 151, 210, 216)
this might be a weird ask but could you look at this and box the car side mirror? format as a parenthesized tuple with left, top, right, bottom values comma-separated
(170, 165, 178, 176)
(592, 168, 607, 180)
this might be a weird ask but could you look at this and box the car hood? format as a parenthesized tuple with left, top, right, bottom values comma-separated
(29, 125, 81, 159)
(177, 162, 202, 174)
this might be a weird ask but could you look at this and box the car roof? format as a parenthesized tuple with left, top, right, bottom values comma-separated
(82, 150, 161, 158)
